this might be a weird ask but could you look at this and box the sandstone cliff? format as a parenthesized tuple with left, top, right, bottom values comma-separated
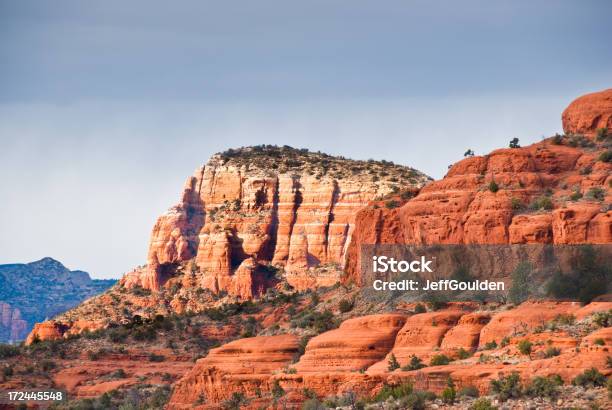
(121, 146, 431, 298)
(347, 89, 612, 283)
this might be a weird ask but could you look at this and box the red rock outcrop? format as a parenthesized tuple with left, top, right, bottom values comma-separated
(346, 90, 612, 284)
(478, 301, 582, 346)
(295, 314, 407, 372)
(168, 334, 299, 408)
(25, 321, 69, 344)
(121, 147, 430, 297)
(368, 310, 467, 373)
(562, 88, 612, 135)
(167, 301, 612, 408)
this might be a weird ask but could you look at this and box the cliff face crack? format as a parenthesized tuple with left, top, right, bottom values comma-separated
(323, 179, 340, 261)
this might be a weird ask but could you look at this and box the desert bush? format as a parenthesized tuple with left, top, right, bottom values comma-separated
(456, 348, 472, 359)
(517, 340, 532, 356)
(385, 200, 400, 209)
(510, 197, 524, 210)
(388, 353, 400, 371)
(272, 380, 285, 398)
(572, 367, 606, 387)
(528, 195, 553, 211)
(458, 385, 479, 398)
(402, 355, 426, 371)
(302, 398, 325, 410)
(441, 379, 456, 404)
(483, 340, 497, 350)
(223, 392, 247, 410)
(0, 344, 19, 359)
(596, 127, 609, 141)
(509, 138, 521, 148)
(338, 298, 354, 313)
(470, 398, 497, 410)
(508, 262, 532, 304)
(149, 353, 165, 362)
(525, 375, 562, 398)
(570, 190, 583, 201)
(598, 150, 612, 163)
(544, 346, 561, 358)
(547, 246, 611, 303)
(488, 181, 499, 193)
(373, 382, 414, 402)
(40, 360, 56, 372)
(430, 354, 451, 366)
(585, 187, 605, 201)
(490, 372, 523, 401)
(414, 303, 427, 314)
(592, 310, 612, 327)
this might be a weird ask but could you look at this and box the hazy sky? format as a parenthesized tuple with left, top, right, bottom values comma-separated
(1, 1, 611, 278)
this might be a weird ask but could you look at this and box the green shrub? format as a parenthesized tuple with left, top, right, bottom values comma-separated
(272, 380, 285, 398)
(108, 327, 129, 343)
(40, 360, 56, 372)
(528, 196, 553, 211)
(572, 367, 606, 387)
(373, 382, 414, 402)
(470, 398, 497, 410)
(456, 348, 472, 359)
(546, 245, 611, 303)
(500, 336, 510, 347)
(525, 375, 562, 398)
(570, 190, 583, 201)
(593, 310, 612, 327)
(414, 303, 427, 314)
(388, 353, 400, 371)
(458, 385, 479, 398)
(551, 134, 564, 145)
(338, 298, 354, 313)
(2, 365, 13, 377)
(517, 340, 532, 356)
(483, 340, 498, 350)
(430, 354, 451, 366)
(111, 368, 126, 378)
(596, 127, 609, 141)
(598, 150, 612, 163)
(441, 379, 456, 404)
(593, 338, 605, 346)
(385, 200, 400, 209)
(585, 187, 605, 201)
(149, 353, 165, 362)
(490, 372, 523, 401)
(510, 197, 524, 210)
(402, 355, 426, 371)
(544, 346, 561, 358)
(509, 262, 531, 305)
(0, 344, 19, 359)
(488, 181, 499, 193)
(223, 392, 247, 409)
(302, 398, 325, 410)
(509, 138, 521, 148)
(553, 313, 576, 326)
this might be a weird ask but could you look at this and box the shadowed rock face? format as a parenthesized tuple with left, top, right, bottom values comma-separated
(121, 146, 431, 297)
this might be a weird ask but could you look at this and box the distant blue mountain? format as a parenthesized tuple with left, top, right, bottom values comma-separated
(0, 257, 116, 342)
